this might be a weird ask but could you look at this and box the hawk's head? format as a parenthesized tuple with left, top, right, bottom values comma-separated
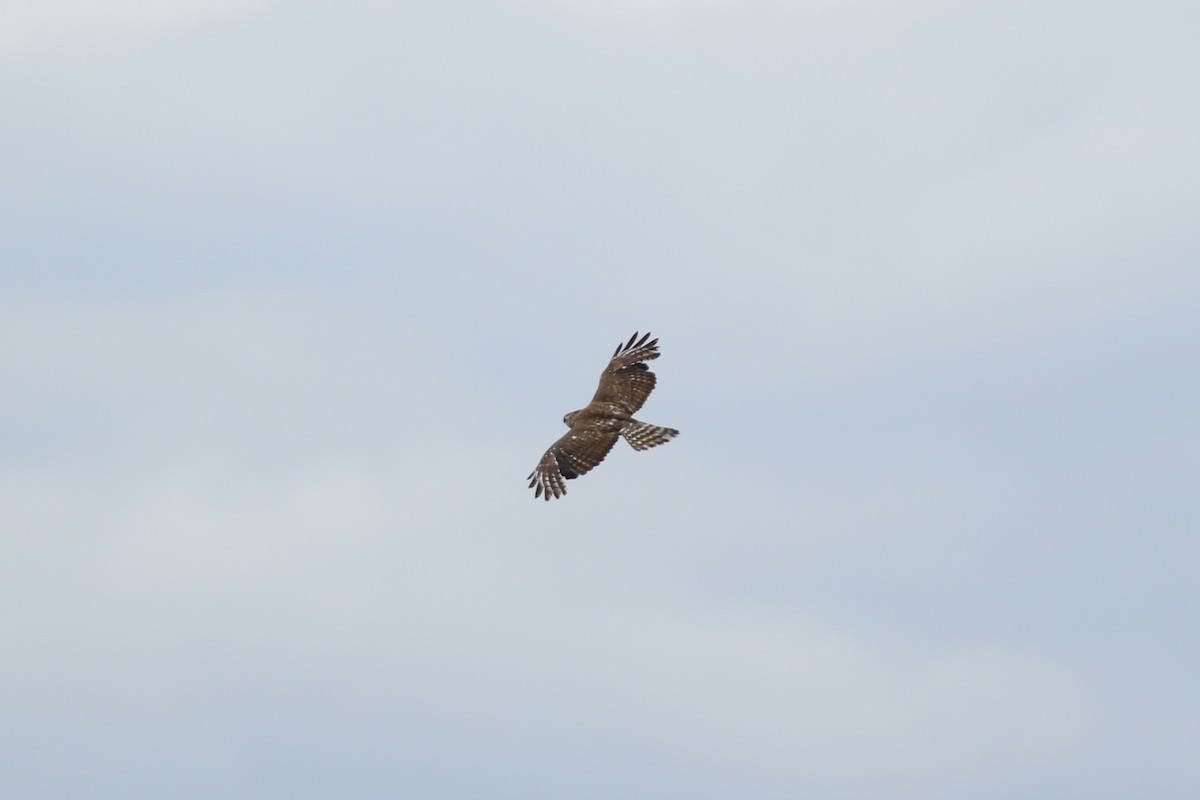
(563, 410, 581, 428)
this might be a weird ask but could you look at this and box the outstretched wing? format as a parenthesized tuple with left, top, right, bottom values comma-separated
(589, 331, 660, 414)
(527, 427, 621, 501)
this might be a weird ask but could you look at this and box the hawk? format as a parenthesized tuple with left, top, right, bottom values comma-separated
(528, 331, 679, 501)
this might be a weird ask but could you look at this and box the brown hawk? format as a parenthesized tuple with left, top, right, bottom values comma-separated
(528, 331, 679, 501)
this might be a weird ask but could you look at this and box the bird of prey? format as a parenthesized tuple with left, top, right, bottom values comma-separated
(528, 331, 679, 501)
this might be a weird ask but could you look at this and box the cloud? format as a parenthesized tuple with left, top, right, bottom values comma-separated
(1, 1, 1195, 795)
(0, 284, 1107, 795)
(0, 0, 268, 56)
(545, 0, 939, 18)
(0, 451, 1105, 798)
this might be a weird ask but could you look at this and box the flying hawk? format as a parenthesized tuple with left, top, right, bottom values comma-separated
(528, 332, 679, 501)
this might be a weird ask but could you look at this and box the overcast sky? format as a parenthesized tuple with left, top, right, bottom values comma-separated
(2, 1, 1198, 797)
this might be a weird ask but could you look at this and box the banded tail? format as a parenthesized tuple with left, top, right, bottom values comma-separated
(620, 420, 679, 451)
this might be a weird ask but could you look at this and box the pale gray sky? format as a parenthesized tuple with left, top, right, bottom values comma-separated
(2, 1, 1198, 798)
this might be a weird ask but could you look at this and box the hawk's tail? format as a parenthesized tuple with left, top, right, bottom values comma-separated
(621, 420, 679, 451)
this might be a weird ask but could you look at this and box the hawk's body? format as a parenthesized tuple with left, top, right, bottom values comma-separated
(528, 332, 678, 501)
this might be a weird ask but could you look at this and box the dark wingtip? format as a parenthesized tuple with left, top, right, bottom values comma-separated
(615, 331, 638, 357)
(615, 330, 657, 357)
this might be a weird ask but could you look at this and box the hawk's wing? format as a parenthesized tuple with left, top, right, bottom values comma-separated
(527, 427, 621, 501)
(588, 331, 660, 414)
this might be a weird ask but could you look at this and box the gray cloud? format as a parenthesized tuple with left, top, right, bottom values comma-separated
(2, 1, 1198, 797)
